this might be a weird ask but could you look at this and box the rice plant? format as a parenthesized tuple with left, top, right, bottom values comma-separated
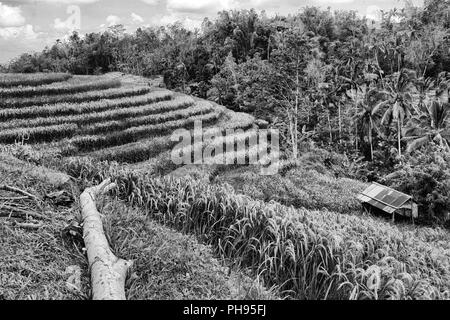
(0, 78, 121, 99)
(0, 85, 152, 109)
(0, 95, 191, 129)
(82, 100, 212, 135)
(0, 123, 78, 144)
(62, 159, 450, 300)
(66, 109, 222, 153)
(0, 73, 72, 87)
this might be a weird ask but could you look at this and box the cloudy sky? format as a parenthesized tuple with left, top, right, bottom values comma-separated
(0, 0, 424, 63)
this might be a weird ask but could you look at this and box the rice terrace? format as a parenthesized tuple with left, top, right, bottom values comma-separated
(0, 0, 450, 305)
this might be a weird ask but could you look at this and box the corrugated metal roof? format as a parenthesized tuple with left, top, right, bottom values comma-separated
(358, 182, 412, 213)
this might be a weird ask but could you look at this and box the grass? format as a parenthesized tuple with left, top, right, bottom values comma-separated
(0, 149, 277, 300)
(86, 135, 175, 163)
(0, 90, 174, 122)
(82, 100, 209, 135)
(0, 78, 121, 99)
(66, 110, 222, 153)
(0, 123, 78, 144)
(218, 165, 367, 213)
(0, 73, 72, 88)
(0, 85, 152, 109)
(0, 96, 193, 131)
(60, 157, 450, 300)
(0, 163, 90, 300)
(103, 200, 277, 300)
(0, 99, 210, 145)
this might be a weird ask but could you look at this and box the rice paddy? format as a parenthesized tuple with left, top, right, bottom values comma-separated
(3, 72, 449, 301)
(0, 72, 253, 167)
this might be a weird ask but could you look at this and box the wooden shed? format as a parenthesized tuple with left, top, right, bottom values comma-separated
(357, 182, 418, 222)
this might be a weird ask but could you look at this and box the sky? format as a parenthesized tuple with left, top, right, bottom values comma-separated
(0, 0, 425, 63)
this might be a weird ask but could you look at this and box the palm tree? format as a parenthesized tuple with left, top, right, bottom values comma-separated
(404, 100, 450, 153)
(353, 84, 387, 160)
(380, 68, 417, 157)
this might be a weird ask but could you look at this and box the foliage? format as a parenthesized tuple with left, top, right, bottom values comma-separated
(382, 146, 450, 224)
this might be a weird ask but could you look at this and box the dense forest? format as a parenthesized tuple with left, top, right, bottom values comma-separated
(2, 0, 449, 224)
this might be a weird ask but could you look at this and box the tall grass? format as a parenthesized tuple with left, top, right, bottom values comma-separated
(63, 159, 450, 300)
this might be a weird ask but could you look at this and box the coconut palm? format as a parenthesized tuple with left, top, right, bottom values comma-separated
(353, 84, 387, 160)
(404, 100, 450, 153)
(379, 68, 417, 157)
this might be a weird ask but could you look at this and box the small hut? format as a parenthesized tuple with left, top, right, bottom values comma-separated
(357, 182, 418, 222)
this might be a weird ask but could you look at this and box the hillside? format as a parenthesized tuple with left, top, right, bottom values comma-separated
(1, 72, 450, 300)
(0, 72, 257, 171)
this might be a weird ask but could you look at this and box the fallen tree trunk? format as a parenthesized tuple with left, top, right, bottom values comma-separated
(80, 179, 132, 300)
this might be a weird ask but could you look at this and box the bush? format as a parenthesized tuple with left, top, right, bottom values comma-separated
(382, 147, 450, 224)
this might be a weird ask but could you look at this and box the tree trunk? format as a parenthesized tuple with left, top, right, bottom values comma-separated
(294, 62, 300, 159)
(327, 112, 333, 145)
(338, 102, 342, 143)
(80, 179, 132, 300)
(397, 118, 402, 158)
(369, 118, 374, 161)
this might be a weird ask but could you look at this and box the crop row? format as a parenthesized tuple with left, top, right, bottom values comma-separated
(0, 85, 152, 109)
(0, 73, 72, 88)
(0, 98, 200, 144)
(0, 95, 191, 129)
(177, 129, 259, 161)
(89, 107, 253, 164)
(0, 78, 121, 99)
(0, 123, 78, 144)
(61, 161, 450, 300)
(82, 101, 213, 135)
(67, 109, 222, 153)
(87, 135, 174, 163)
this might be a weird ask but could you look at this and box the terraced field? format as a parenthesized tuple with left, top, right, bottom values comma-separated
(0, 72, 260, 169)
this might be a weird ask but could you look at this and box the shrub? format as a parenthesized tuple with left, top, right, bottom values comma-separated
(382, 146, 450, 224)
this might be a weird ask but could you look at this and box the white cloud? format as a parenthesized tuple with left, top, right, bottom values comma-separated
(131, 12, 144, 23)
(0, 24, 39, 40)
(54, 18, 67, 30)
(0, 2, 26, 27)
(314, 0, 354, 3)
(140, 0, 160, 5)
(156, 13, 203, 30)
(20, 0, 100, 3)
(106, 15, 121, 26)
(366, 5, 382, 22)
(54, 5, 81, 32)
(166, 0, 232, 14)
